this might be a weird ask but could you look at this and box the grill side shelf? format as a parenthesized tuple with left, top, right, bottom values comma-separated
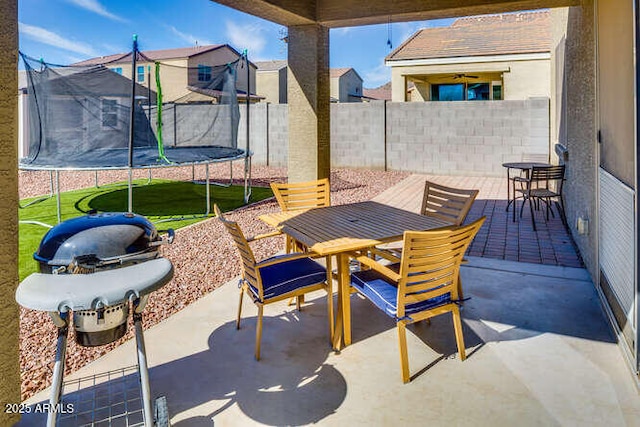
(16, 258, 174, 312)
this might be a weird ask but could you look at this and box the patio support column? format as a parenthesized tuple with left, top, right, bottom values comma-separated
(0, 0, 20, 424)
(287, 24, 330, 182)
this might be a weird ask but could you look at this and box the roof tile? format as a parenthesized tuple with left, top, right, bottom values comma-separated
(386, 10, 550, 62)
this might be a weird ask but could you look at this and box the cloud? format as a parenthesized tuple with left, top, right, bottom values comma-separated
(225, 21, 266, 54)
(168, 26, 213, 47)
(19, 22, 99, 57)
(331, 27, 352, 36)
(363, 62, 391, 87)
(66, 0, 127, 22)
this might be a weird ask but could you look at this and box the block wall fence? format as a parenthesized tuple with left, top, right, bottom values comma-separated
(237, 98, 550, 177)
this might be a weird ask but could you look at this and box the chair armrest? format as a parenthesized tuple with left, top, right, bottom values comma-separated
(247, 229, 283, 242)
(255, 252, 316, 269)
(352, 252, 402, 282)
(369, 247, 401, 263)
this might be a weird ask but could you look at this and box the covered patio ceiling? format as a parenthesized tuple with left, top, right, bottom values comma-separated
(212, 0, 580, 27)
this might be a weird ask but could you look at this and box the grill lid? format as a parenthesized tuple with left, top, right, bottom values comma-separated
(34, 212, 160, 269)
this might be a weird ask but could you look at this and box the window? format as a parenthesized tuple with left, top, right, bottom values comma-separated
(112, 67, 123, 75)
(492, 85, 503, 100)
(198, 64, 212, 82)
(431, 84, 464, 101)
(137, 65, 145, 83)
(467, 83, 490, 101)
(101, 99, 118, 129)
(431, 83, 491, 101)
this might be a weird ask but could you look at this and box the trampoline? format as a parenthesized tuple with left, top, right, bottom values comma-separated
(19, 36, 253, 224)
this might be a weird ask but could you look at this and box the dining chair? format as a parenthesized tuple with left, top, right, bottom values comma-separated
(270, 178, 333, 306)
(351, 217, 485, 383)
(374, 180, 479, 264)
(270, 178, 331, 253)
(514, 165, 566, 231)
(420, 181, 479, 226)
(214, 204, 333, 360)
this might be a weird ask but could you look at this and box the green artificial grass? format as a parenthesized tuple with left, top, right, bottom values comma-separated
(19, 179, 273, 281)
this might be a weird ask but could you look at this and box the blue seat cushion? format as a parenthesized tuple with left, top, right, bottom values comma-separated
(253, 256, 327, 301)
(351, 269, 451, 320)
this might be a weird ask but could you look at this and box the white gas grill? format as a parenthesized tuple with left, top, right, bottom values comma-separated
(16, 212, 175, 427)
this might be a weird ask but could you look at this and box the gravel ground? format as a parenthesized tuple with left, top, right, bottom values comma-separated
(18, 164, 409, 400)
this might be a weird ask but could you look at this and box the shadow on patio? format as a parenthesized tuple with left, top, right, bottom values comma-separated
(20, 254, 640, 426)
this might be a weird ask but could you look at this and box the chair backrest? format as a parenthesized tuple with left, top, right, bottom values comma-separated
(521, 153, 549, 163)
(214, 205, 262, 296)
(420, 181, 479, 226)
(530, 165, 565, 193)
(397, 217, 485, 319)
(270, 178, 331, 211)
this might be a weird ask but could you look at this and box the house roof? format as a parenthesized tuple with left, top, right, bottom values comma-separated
(363, 81, 392, 101)
(74, 44, 236, 66)
(386, 10, 550, 62)
(256, 60, 287, 71)
(330, 67, 363, 83)
(330, 67, 352, 78)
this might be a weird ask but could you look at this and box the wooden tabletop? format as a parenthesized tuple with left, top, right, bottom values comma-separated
(259, 201, 452, 256)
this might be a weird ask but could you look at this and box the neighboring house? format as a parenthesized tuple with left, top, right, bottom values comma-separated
(255, 60, 287, 104)
(17, 68, 155, 159)
(385, 10, 551, 102)
(75, 44, 258, 104)
(254, 61, 364, 103)
(330, 68, 363, 102)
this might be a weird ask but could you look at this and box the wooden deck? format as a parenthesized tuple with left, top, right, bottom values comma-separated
(373, 174, 582, 268)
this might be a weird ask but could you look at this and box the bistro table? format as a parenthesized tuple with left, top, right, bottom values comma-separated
(259, 200, 451, 350)
(502, 161, 551, 212)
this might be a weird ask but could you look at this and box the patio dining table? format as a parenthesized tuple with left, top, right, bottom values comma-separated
(259, 200, 451, 351)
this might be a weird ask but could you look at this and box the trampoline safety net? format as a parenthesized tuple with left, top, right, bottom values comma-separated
(20, 49, 243, 170)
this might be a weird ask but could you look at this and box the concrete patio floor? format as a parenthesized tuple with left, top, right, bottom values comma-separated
(20, 256, 640, 426)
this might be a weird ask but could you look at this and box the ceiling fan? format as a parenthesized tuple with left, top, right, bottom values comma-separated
(452, 73, 479, 79)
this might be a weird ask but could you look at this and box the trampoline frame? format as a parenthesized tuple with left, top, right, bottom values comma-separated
(19, 150, 252, 226)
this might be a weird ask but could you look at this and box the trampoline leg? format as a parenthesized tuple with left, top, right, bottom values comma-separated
(49, 170, 54, 197)
(229, 160, 233, 186)
(147, 168, 152, 185)
(48, 313, 69, 427)
(94, 170, 99, 188)
(192, 164, 195, 181)
(205, 163, 211, 216)
(244, 156, 251, 204)
(55, 171, 61, 224)
(128, 168, 133, 213)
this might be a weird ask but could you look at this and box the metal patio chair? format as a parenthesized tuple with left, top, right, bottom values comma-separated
(514, 165, 566, 231)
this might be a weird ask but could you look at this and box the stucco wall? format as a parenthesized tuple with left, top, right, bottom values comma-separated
(502, 59, 551, 100)
(551, 5, 597, 280)
(0, 0, 20, 423)
(257, 71, 282, 104)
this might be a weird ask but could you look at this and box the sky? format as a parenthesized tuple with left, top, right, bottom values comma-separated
(18, 0, 454, 88)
